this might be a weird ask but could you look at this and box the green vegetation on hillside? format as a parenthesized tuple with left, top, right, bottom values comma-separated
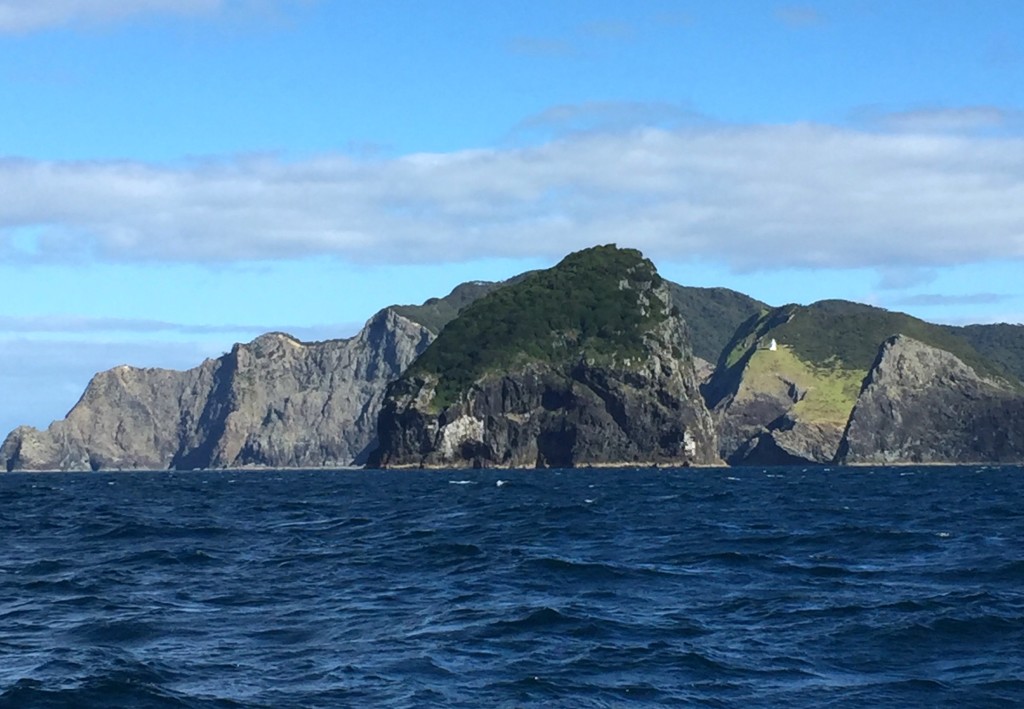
(741, 346, 865, 425)
(406, 245, 668, 408)
(771, 300, 1008, 380)
(667, 284, 767, 363)
(718, 308, 788, 369)
(950, 323, 1024, 385)
(391, 266, 764, 365)
(707, 298, 1016, 413)
(392, 281, 505, 334)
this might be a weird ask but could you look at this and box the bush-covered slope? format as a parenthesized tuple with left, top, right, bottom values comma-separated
(720, 300, 1009, 381)
(391, 280, 506, 335)
(667, 284, 767, 363)
(394, 274, 764, 366)
(404, 245, 669, 408)
(949, 323, 1024, 385)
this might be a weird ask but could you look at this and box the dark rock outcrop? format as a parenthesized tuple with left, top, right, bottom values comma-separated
(370, 247, 719, 468)
(728, 417, 845, 466)
(837, 335, 1024, 464)
(1, 309, 432, 471)
(373, 340, 718, 469)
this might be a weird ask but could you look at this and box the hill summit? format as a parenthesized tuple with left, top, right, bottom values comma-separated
(370, 245, 720, 468)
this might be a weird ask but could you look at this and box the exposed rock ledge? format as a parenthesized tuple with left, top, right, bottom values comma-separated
(837, 335, 1024, 464)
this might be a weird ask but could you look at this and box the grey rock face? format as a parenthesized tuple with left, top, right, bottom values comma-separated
(712, 387, 798, 465)
(837, 335, 1024, 464)
(706, 356, 848, 466)
(371, 297, 720, 469)
(1, 364, 218, 471)
(728, 417, 845, 466)
(1, 309, 433, 471)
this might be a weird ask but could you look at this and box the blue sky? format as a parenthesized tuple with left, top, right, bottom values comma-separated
(2, 0, 1023, 434)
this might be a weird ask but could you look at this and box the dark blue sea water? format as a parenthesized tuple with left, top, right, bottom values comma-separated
(2, 466, 1023, 708)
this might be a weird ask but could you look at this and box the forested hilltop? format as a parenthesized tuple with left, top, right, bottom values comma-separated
(371, 245, 719, 468)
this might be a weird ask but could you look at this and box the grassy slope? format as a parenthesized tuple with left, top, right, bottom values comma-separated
(404, 245, 668, 408)
(390, 258, 1021, 417)
(722, 301, 1008, 377)
(741, 346, 865, 425)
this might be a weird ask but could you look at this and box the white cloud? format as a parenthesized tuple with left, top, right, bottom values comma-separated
(506, 37, 575, 58)
(2, 119, 1024, 272)
(890, 293, 1012, 307)
(869, 106, 1020, 134)
(0, 314, 358, 340)
(0, 0, 310, 32)
(511, 101, 708, 141)
(507, 17, 636, 59)
(875, 266, 937, 290)
(579, 20, 636, 41)
(774, 5, 826, 28)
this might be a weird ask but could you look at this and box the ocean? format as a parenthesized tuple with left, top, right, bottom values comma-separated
(1, 466, 1022, 708)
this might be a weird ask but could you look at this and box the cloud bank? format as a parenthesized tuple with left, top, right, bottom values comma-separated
(774, 5, 826, 28)
(0, 315, 359, 341)
(0, 0, 309, 32)
(2, 120, 1023, 272)
(891, 293, 1012, 307)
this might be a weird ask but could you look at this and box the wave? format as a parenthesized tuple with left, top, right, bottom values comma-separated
(2, 465, 1023, 708)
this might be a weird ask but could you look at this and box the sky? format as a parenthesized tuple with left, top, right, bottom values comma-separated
(2, 0, 1024, 435)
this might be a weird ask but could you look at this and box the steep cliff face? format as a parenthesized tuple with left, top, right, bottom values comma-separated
(837, 335, 1024, 464)
(1, 309, 432, 471)
(1, 364, 217, 471)
(370, 246, 719, 468)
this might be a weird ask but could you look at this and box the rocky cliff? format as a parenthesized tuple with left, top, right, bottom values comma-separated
(1, 309, 432, 471)
(837, 335, 1024, 464)
(370, 245, 719, 468)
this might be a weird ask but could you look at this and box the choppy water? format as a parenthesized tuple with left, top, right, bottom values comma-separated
(2, 466, 1023, 708)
